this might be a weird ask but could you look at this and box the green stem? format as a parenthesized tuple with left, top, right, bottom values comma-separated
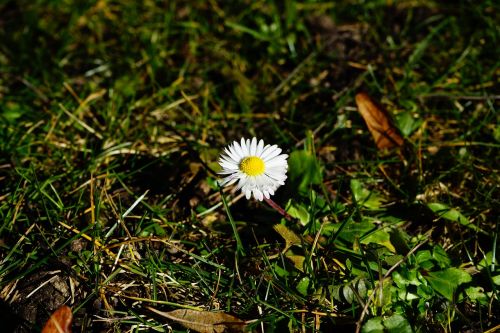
(220, 189, 246, 256)
(264, 197, 292, 221)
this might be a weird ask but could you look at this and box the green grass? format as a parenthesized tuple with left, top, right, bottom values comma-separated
(0, 0, 499, 332)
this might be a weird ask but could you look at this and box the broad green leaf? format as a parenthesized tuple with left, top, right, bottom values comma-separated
(393, 269, 422, 288)
(465, 286, 488, 305)
(385, 254, 404, 266)
(362, 228, 396, 253)
(343, 285, 355, 303)
(285, 200, 310, 225)
(329, 285, 341, 301)
(296, 277, 311, 296)
(288, 150, 322, 194)
(351, 179, 384, 210)
(374, 278, 392, 308)
(493, 275, 500, 286)
(2, 101, 24, 121)
(362, 317, 384, 333)
(424, 268, 472, 301)
(432, 245, 451, 268)
(332, 221, 375, 243)
(396, 111, 423, 137)
(415, 250, 433, 264)
(478, 251, 497, 270)
(362, 314, 412, 333)
(357, 279, 368, 298)
(273, 263, 290, 278)
(427, 202, 482, 232)
(384, 314, 413, 333)
(415, 250, 434, 270)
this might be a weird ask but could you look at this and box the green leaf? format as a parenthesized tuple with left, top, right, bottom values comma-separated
(285, 200, 310, 225)
(2, 101, 25, 121)
(427, 202, 482, 232)
(288, 150, 322, 194)
(478, 251, 497, 270)
(416, 250, 433, 264)
(362, 317, 384, 333)
(465, 286, 488, 305)
(424, 268, 472, 301)
(332, 221, 376, 243)
(296, 276, 311, 296)
(494, 124, 500, 142)
(343, 285, 355, 303)
(362, 314, 412, 333)
(415, 250, 435, 270)
(432, 245, 451, 268)
(357, 279, 368, 298)
(396, 111, 423, 137)
(493, 275, 500, 286)
(385, 254, 404, 266)
(384, 314, 413, 333)
(374, 278, 393, 308)
(329, 285, 341, 301)
(273, 263, 290, 278)
(362, 228, 396, 253)
(351, 179, 384, 210)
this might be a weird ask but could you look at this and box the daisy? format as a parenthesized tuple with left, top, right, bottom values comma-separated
(218, 137, 288, 201)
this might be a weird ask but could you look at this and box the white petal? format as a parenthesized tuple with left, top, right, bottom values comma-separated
(253, 189, 263, 201)
(233, 141, 244, 158)
(219, 175, 238, 186)
(219, 161, 238, 170)
(263, 147, 282, 162)
(218, 168, 238, 175)
(265, 156, 288, 168)
(256, 139, 264, 156)
(219, 155, 237, 165)
(235, 177, 248, 191)
(250, 137, 258, 156)
(265, 166, 287, 174)
(260, 145, 278, 160)
(226, 146, 239, 161)
(224, 148, 237, 162)
(245, 138, 251, 155)
(245, 190, 251, 199)
(240, 138, 247, 155)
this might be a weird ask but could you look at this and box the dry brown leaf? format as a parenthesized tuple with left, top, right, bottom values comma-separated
(286, 254, 306, 272)
(41, 305, 72, 333)
(355, 92, 404, 149)
(273, 224, 302, 251)
(147, 307, 248, 333)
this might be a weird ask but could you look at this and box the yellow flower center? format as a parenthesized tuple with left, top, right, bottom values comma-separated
(239, 156, 265, 176)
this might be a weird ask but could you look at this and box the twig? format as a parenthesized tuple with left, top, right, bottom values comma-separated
(354, 238, 429, 333)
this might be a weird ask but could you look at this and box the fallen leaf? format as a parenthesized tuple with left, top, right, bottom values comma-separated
(41, 305, 72, 333)
(355, 92, 404, 149)
(286, 254, 306, 272)
(273, 224, 302, 251)
(147, 307, 248, 333)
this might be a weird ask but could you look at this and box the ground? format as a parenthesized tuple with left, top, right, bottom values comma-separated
(0, 1, 499, 332)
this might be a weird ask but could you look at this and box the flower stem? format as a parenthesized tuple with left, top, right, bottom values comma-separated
(220, 189, 246, 256)
(264, 197, 292, 221)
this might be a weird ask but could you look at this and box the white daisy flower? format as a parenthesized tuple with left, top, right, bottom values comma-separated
(218, 137, 288, 201)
